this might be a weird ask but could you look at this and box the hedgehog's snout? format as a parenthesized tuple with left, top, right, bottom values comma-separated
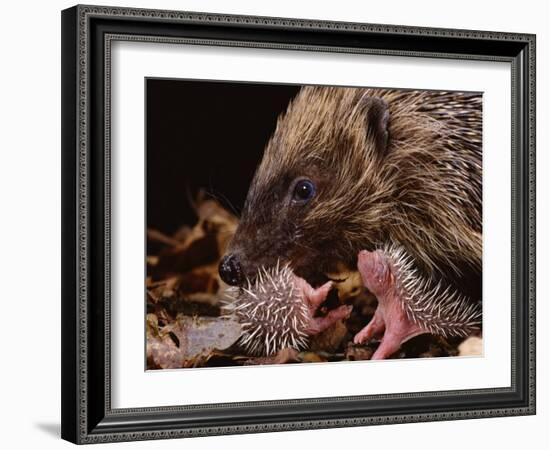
(219, 253, 245, 286)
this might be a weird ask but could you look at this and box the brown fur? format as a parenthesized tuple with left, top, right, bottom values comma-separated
(228, 86, 482, 294)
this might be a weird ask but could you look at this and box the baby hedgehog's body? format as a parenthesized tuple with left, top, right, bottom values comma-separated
(219, 86, 482, 358)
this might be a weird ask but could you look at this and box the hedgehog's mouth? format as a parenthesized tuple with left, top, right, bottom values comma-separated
(238, 262, 329, 290)
(219, 246, 336, 290)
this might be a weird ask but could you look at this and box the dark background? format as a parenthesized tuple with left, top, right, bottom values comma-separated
(146, 78, 300, 235)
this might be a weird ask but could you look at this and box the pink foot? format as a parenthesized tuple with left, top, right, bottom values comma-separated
(353, 307, 385, 343)
(294, 276, 353, 336)
(354, 250, 425, 359)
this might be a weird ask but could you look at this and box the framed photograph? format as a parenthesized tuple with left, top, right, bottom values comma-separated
(61, 4, 536, 444)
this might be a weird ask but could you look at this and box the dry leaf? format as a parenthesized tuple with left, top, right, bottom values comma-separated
(328, 269, 364, 302)
(299, 352, 326, 363)
(458, 336, 483, 356)
(242, 347, 301, 365)
(147, 316, 241, 369)
(310, 319, 348, 353)
(345, 343, 375, 361)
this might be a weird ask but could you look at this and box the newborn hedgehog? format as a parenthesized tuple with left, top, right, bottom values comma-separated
(223, 263, 351, 356)
(354, 246, 481, 359)
(219, 86, 482, 359)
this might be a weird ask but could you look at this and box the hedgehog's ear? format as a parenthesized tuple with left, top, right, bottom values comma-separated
(364, 97, 390, 156)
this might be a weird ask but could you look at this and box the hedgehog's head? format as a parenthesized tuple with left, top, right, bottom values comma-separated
(219, 86, 392, 287)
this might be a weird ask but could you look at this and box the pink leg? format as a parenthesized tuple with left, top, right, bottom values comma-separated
(308, 304, 353, 335)
(354, 250, 426, 359)
(353, 307, 385, 344)
(294, 276, 353, 336)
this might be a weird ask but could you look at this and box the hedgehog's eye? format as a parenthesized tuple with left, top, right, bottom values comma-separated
(292, 179, 316, 203)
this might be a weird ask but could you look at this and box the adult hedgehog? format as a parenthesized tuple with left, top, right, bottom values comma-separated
(219, 86, 482, 359)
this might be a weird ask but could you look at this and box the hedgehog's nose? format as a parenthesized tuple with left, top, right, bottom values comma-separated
(219, 254, 245, 286)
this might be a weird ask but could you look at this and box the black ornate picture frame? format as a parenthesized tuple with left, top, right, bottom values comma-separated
(61, 4, 536, 444)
